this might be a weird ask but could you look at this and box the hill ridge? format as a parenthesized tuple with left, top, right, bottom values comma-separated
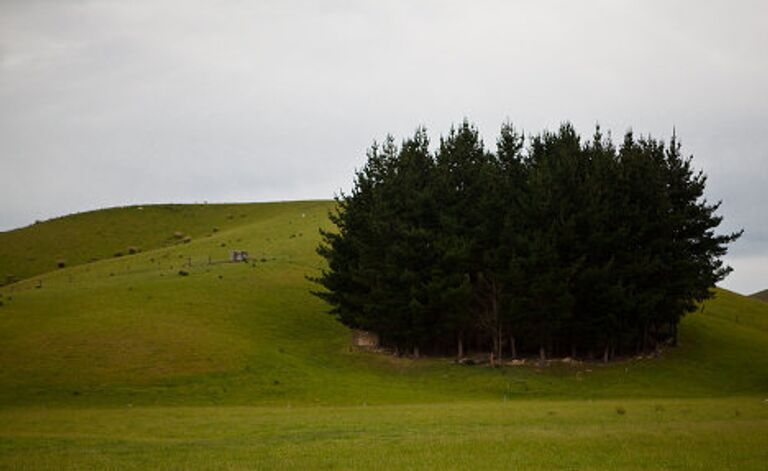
(750, 288, 768, 303)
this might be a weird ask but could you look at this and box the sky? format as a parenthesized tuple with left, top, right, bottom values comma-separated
(1, 0, 766, 294)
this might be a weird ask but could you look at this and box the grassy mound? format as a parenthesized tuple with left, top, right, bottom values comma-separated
(0, 200, 766, 408)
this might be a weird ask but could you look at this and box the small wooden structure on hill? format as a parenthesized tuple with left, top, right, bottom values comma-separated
(230, 250, 249, 262)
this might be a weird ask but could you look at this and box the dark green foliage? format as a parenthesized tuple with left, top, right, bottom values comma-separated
(313, 122, 740, 360)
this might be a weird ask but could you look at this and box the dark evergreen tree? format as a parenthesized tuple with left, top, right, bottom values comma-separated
(313, 137, 397, 335)
(374, 128, 437, 355)
(495, 123, 527, 359)
(433, 121, 492, 357)
(313, 121, 741, 361)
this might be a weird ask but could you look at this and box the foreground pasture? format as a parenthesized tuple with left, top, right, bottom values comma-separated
(1, 397, 767, 470)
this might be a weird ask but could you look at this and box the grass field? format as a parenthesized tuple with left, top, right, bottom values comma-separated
(0, 201, 766, 469)
(2, 398, 767, 470)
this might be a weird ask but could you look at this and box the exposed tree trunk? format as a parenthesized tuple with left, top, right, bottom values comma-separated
(489, 351, 495, 368)
(497, 330, 503, 362)
(490, 278, 501, 362)
(603, 342, 610, 363)
(538, 345, 546, 366)
(491, 326, 502, 362)
(510, 336, 517, 358)
(457, 333, 464, 359)
(642, 323, 649, 352)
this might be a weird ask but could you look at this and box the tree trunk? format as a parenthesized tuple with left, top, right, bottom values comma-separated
(457, 334, 464, 359)
(642, 323, 649, 352)
(497, 330, 503, 362)
(510, 336, 517, 359)
(603, 343, 610, 363)
(539, 345, 546, 366)
(413, 346, 420, 358)
(490, 279, 501, 361)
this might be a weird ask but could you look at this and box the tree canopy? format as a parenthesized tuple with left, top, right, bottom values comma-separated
(313, 121, 741, 361)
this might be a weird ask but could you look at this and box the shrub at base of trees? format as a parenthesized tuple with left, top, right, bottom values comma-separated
(312, 121, 741, 362)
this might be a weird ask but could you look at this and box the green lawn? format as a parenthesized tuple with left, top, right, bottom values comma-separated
(0, 201, 766, 469)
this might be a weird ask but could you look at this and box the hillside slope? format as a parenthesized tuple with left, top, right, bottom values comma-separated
(0, 202, 308, 283)
(751, 289, 768, 303)
(0, 201, 766, 407)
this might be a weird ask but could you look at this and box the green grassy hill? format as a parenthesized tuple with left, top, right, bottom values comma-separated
(751, 288, 768, 302)
(0, 203, 304, 284)
(0, 200, 766, 407)
(0, 201, 766, 469)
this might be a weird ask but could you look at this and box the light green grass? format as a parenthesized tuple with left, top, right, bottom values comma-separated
(1, 397, 766, 470)
(0, 201, 766, 468)
(0, 202, 313, 283)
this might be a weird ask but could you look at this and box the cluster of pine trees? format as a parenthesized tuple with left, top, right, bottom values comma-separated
(313, 121, 740, 362)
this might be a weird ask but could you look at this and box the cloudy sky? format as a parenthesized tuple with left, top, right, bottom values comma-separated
(1, 0, 766, 293)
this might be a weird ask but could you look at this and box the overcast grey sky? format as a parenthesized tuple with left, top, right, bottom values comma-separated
(1, 0, 766, 293)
